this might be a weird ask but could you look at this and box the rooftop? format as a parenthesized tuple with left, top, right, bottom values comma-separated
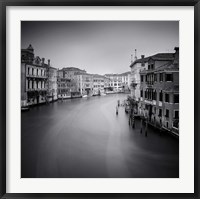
(130, 53, 174, 68)
(105, 71, 131, 77)
(62, 67, 86, 72)
(154, 61, 179, 72)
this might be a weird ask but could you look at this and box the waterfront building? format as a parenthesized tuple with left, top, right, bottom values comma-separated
(21, 45, 48, 106)
(105, 74, 122, 92)
(130, 53, 174, 101)
(120, 72, 131, 92)
(62, 67, 86, 78)
(129, 55, 149, 100)
(93, 74, 106, 95)
(105, 72, 131, 93)
(46, 63, 58, 102)
(57, 67, 86, 98)
(140, 47, 179, 135)
(76, 73, 94, 96)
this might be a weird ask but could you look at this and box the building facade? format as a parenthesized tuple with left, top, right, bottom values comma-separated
(47, 63, 58, 102)
(130, 53, 175, 101)
(93, 74, 106, 95)
(57, 67, 83, 98)
(139, 47, 179, 135)
(21, 45, 49, 106)
(105, 72, 131, 93)
(76, 73, 94, 96)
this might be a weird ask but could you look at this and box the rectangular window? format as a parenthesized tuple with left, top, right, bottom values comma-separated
(154, 91, 157, 100)
(174, 110, 179, 119)
(165, 109, 169, 118)
(28, 80, 30, 89)
(141, 75, 143, 82)
(140, 90, 143, 97)
(145, 90, 147, 98)
(165, 73, 173, 82)
(165, 93, 170, 103)
(154, 74, 157, 82)
(151, 64, 154, 70)
(158, 109, 162, 117)
(148, 65, 150, 70)
(159, 91, 163, 101)
(160, 73, 163, 82)
(145, 75, 147, 82)
(174, 94, 179, 103)
(32, 68, 34, 75)
(28, 67, 30, 75)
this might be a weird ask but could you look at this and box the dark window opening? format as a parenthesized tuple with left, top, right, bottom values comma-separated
(174, 94, 179, 103)
(140, 90, 143, 97)
(165, 93, 170, 103)
(158, 109, 162, 117)
(159, 91, 163, 101)
(166, 73, 173, 82)
(174, 110, 179, 119)
(160, 73, 163, 82)
(165, 109, 169, 118)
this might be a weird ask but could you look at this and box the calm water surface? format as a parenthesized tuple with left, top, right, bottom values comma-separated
(21, 94, 179, 178)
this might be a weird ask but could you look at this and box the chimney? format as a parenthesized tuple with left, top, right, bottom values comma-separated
(48, 59, 50, 67)
(141, 55, 145, 66)
(174, 47, 179, 65)
(42, 58, 45, 66)
(134, 49, 137, 61)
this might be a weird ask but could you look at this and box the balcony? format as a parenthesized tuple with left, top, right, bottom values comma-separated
(26, 74, 47, 79)
(146, 81, 154, 87)
(144, 100, 153, 105)
(26, 88, 47, 92)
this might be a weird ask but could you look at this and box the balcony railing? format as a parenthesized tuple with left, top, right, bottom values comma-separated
(26, 74, 47, 78)
(26, 88, 47, 92)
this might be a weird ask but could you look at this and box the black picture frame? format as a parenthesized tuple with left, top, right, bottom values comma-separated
(0, 0, 199, 198)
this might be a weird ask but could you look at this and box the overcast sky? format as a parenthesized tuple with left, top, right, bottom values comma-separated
(21, 21, 179, 75)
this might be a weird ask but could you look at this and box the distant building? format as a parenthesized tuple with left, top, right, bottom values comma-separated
(46, 62, 58, 102)
(76, 73, 94, 96)
(62, 67, 86, 78)
(104, 72, 131, 93)
(140, 47, 179, 135)
(120, 72, 131, 92)
(21, 45, 49, 106)
(93, 74, 106, 95)
(57, 67, 83, 98)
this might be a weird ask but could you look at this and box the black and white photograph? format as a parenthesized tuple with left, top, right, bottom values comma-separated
(21, 21, 179, 178)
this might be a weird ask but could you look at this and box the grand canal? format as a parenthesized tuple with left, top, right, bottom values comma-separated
(21, 94, 179, 178)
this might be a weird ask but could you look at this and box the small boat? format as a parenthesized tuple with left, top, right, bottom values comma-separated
(21, 101, 30, 111)
(100, 93, 106, 96)
(21, 106, 30, 111)
(82, 95, 88, 98)
(58, 94, 71, 100)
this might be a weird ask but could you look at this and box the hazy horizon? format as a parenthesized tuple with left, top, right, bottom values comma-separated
(21, 21, 179, 75)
